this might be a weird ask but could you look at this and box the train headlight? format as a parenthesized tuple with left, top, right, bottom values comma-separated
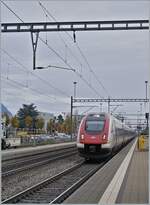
(80, 134, 84, 140)
(102, 134, 106, 140)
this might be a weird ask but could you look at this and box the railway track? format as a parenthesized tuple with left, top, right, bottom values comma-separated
(2, 160, 105, 204)
(2, 140, 135, 203)
(2, 146, 77, 177)
(2, 145, 76, 165)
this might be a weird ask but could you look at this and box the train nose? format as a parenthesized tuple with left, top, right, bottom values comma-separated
(80, 133, 108, 144)
(91, 136, 96, 139)
(82, 135, 101, 144)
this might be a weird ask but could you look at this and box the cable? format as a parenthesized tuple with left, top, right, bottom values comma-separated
(38, 2, 73, 41)
(39, 34, 102, 97)
(1, 1, 70, 98)
(1, 0, 24, 23)
(38, 1, 110, 97)
(2, 75, 70, 106)
(39, 1, 83, 67)
(81, 106, 96, 115)
(2, 1, 102, 97)
(1, 48, 70, 98)
(2, 77, 71, 110)
(2, 75, 56, 101)
(75, 44, 111, 97)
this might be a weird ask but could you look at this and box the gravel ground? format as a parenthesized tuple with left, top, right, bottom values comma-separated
(2, 147, 76, 172)
(2, 154, 82, 201)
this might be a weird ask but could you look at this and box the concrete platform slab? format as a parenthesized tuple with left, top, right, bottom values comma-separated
(64, 139, 135, 204)
(64, 138, 148, 204)
(116, 144, 149, 204)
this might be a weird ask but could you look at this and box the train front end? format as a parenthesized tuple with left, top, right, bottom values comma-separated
(77, 113, 111, 160)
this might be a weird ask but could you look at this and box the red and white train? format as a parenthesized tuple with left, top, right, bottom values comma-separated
(77, 113, 136, 160)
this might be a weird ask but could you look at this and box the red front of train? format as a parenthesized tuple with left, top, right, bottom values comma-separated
(77, 112, 135, 160)
(77, 113, 111, 159)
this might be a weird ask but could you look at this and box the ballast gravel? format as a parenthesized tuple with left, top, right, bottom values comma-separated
(2, 154, 82, 201)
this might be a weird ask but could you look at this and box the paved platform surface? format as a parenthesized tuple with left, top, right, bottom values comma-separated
(116, 144, 149, 204)
(2, 142, 76, 161)
(64, 139, 149, 204)
(64, 139, 135, 204)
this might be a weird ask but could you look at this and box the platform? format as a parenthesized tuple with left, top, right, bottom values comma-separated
(64, 138, 149, 204)
(116, 143, 149, 204)
(2, 142, 76, 161)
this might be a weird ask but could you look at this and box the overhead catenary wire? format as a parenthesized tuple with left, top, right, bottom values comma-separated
(75, 44, 111, 97)
(2, 75, 56, 102)
(1, 0, 103, 98)
(39, 1, 83, 66)
(38, 1, 103, 96)
(37, 36, 103, 97)
(38, 1, 111, 97)
(81, 106, 96, 115)
(38, 32, 102, 97)
(2, 48, 70, 98)
(2, 76, 70, 106)
(1, 0, 24, 23)
(1, 0, 70, 99)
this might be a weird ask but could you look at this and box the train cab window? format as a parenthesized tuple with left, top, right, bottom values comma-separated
(85, 120, 104, 132)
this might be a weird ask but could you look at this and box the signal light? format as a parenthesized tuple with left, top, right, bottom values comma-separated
(80, 134, 84, 140)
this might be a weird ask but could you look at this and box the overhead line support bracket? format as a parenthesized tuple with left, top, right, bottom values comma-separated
(31, 32, 39, 70)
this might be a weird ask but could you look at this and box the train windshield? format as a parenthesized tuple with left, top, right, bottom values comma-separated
(86, 121, 104, 132)
(85, 115, 105, 132)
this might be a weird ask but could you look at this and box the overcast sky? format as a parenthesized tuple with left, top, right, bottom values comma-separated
(1, 0, 149, 120)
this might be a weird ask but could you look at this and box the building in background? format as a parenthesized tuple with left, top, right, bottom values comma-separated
(38, 112, 54, 131)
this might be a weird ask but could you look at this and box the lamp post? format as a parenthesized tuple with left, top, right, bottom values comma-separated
(73, 81, 77, 98)
(145, 80, 148, 100)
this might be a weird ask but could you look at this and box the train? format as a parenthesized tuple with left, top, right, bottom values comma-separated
(77, 112, 136, 160)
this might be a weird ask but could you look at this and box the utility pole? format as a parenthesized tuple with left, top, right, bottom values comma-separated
(100, 103, 102, 113)
(73, 82, 77, 98)
(70, 96, 73, 141)
(145, 81, 149, 129)
(108, 97, 110, 113)
(145, 80, 148, 100)
(140, 103, 142, 129)
(73, 82, 77, 139)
